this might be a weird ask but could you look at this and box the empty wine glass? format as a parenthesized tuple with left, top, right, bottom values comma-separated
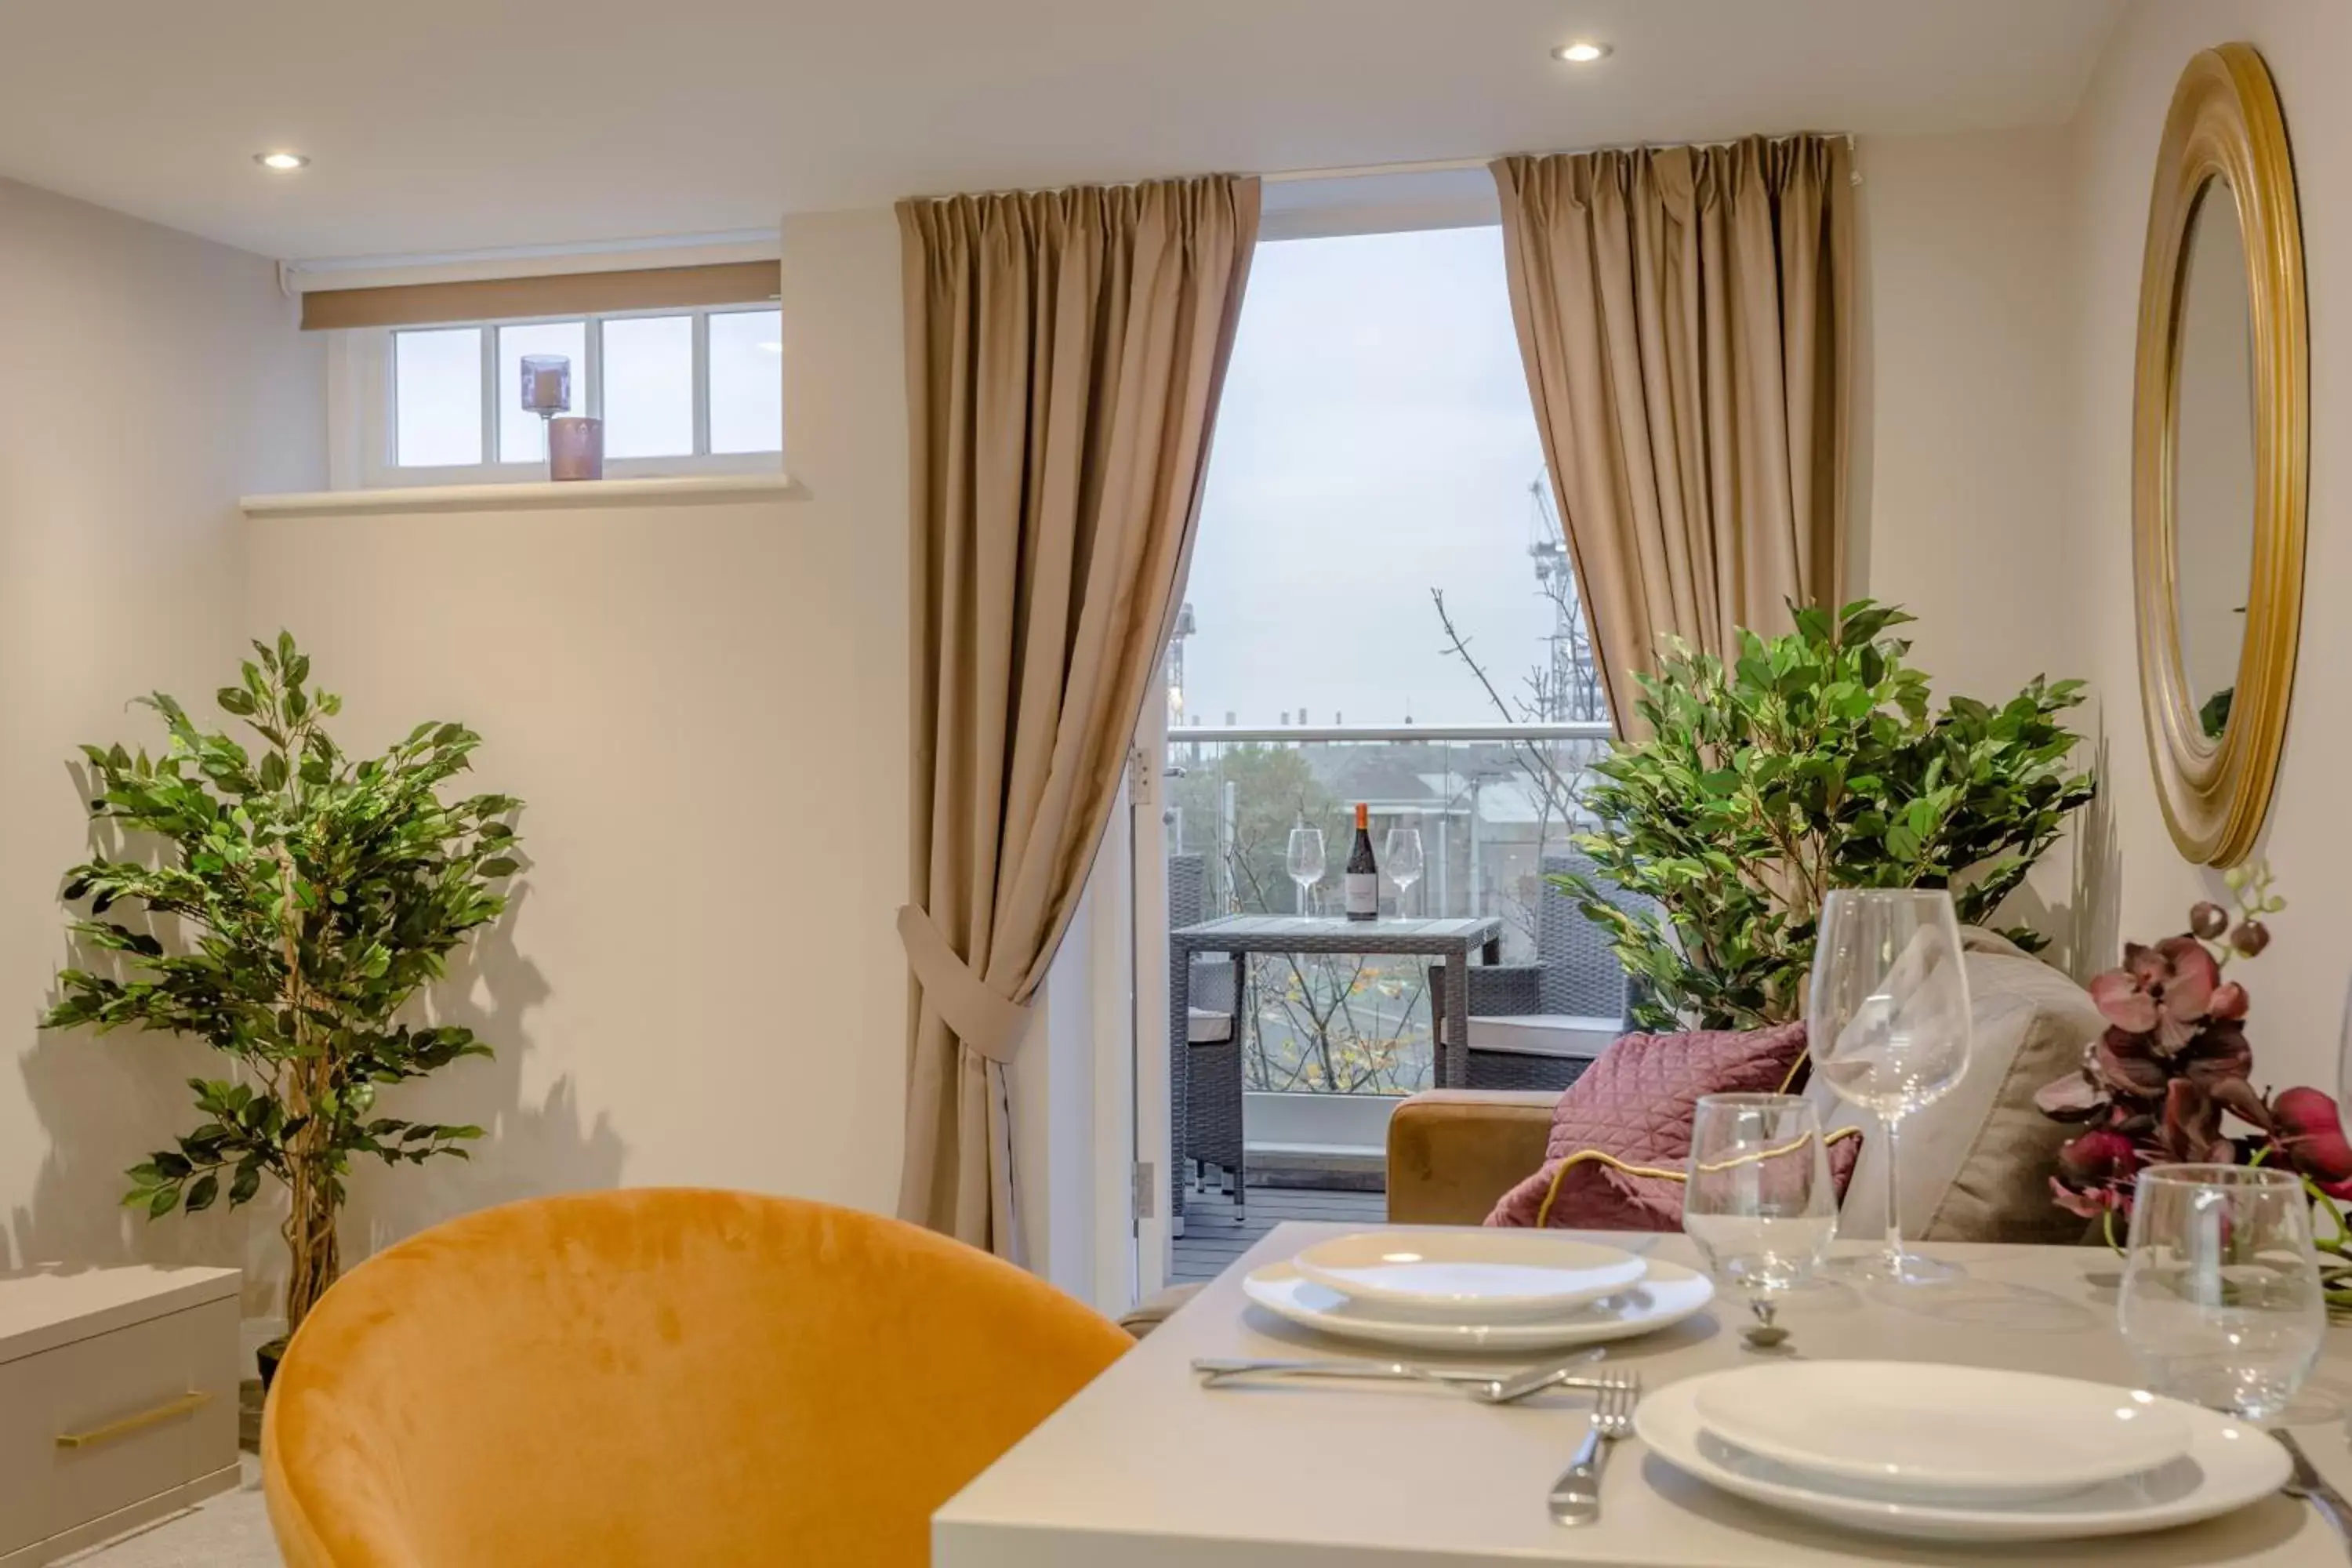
(1285, 826, 1326, 916)
(2118, 1163, 2324, 1419)
(1684, 1094, 1837, 1340)
(1809, 888, 1973, 1285)
(1384, 827, 1425, 916)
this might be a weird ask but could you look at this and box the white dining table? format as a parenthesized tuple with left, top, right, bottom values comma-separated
(934, 1224, 2352, 1566)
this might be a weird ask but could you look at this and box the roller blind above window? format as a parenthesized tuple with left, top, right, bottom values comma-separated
(299, 260, 779, 332)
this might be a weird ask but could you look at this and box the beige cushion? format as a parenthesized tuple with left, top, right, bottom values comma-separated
(1809, 927, 2100, 1245)
(1186, 1007, 1232, 1044)
(1464, 1014, 1620, 1058)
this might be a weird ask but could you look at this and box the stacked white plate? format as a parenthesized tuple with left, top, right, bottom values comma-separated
(1637, 1361, 2291, 1543)
(1241, 1230, 1714, 1351)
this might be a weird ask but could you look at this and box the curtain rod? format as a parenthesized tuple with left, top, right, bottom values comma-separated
(1262, 131, 1857, 186)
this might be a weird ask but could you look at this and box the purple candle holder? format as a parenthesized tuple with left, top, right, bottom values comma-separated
(549, 416, 603, 482)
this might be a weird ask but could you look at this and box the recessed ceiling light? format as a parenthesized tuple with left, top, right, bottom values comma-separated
(254, 151, 310, 171)
(1552, 42, 1611, 64)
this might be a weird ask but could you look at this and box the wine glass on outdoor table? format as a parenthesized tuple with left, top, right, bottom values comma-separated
(1285, 826, 1325, 916)
(1384, 827, 1424, 916)
(1809, 887, 1973, 1285)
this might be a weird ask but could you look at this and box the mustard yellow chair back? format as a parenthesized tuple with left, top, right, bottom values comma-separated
(263, 1189, 1130, 1566)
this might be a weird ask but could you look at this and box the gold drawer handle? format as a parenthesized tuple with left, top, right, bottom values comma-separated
(56, 1389, 212, 1450)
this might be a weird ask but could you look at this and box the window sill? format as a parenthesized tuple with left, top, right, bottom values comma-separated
(241, 472, 794, 518)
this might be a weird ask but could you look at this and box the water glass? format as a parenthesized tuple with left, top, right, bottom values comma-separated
(1285, 827, 1325, 916)
(1384, 827, 1424, 914)
(1683, 1094, 1838, 1301)
(1808, 887, 1973, 1284)
(2118, 1163, 2324, 1419)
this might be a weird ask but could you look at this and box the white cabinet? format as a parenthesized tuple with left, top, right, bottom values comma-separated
(0, 1266, 241, 1565)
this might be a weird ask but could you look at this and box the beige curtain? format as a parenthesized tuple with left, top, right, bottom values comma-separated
(1492, 137, 1853, 732)
(896, 176, 1260, 1256)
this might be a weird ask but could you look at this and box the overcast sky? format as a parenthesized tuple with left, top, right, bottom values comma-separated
(1179, 225, 1559, 729)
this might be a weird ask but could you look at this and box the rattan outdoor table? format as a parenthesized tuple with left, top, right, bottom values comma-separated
(1167, 915, 1504, 1225)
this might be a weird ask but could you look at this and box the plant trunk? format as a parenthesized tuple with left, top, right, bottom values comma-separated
(281, 1152, 341, 1338)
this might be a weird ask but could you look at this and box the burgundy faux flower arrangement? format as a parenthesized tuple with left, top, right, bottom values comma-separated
(2035, 865, 2352, 1240)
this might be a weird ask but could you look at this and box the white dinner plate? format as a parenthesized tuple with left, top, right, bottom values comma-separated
(1241, 1256, 1711, 1352)
(1290, 1229, 1648, 1319)
(1690, 1361, 2193, 1502)
(1639, 1370, 2288, 1544)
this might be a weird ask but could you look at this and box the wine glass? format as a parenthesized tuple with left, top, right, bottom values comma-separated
(1684, 1094, 1836, 1343)
(1285, 826, 1326, 916)
(1384, 827, 1424, 916)
(2118, 1163, 2324, 1419)
(1808, 888, 1973, 1285)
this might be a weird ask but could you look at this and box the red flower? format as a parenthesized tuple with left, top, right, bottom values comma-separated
(2270, 1087, 2352, 1197)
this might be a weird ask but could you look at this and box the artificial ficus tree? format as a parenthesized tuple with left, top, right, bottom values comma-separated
(1559, 601, 2095, 1030)
(44, 633, 521, 1340)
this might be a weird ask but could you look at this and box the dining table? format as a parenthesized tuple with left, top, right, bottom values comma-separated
(933, 1223, 2352, 1566)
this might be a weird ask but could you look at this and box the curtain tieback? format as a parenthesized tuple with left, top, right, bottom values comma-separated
(895, 904, 1029, 1065)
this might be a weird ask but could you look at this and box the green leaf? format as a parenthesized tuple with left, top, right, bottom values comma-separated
(147, 1186, 180, 1218)
(216, 687, 257, 717)
(229, 1160, 263, 1204)
(183, 1173, 220, 1213)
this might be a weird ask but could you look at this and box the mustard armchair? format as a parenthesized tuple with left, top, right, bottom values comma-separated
(263, 1189, 1130, 1566)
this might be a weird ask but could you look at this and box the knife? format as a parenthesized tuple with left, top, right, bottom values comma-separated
(2274, 1428, 2352, 1563)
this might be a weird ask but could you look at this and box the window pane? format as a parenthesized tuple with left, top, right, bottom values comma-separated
(707, 309, 783, 455)
(1183, 228, 1573, 726)
(394, 328, 482, 466)
(496, 321, 588, 463)
(601, 315, 695, 458)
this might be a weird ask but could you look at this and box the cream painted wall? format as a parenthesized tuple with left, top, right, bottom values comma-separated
(0, 178, 323, 1298)
(2062, 0, 2352, 1094)
(1851, 127, 2089, 956)
(240, 210, 913, 1258)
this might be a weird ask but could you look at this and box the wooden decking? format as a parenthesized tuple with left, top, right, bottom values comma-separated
(1171, 1183, 1386, 1284)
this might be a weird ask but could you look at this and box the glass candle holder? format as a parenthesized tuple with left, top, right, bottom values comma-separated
(519, 354, 572, 417)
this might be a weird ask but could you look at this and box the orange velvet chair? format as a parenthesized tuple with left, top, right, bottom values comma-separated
(262, 1189, 1130, 1566)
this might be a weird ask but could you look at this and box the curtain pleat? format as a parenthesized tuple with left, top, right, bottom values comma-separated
(896, 176, 1259, 1257)
(1493, 138, 1853, 732)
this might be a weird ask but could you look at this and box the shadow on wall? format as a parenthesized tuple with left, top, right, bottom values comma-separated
(343, 882, 627, 1261)
(2067, 731, 2124, 982)
(11, 879, 627, 1313)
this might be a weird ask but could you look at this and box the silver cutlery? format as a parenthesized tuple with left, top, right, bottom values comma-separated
(2274, 1428, 2352, 1561)
(1548, 1370, 1642, 1526)
(1192, 1347, 1607, 1405)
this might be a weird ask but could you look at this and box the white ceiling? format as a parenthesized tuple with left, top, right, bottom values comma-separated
(0, 0, 2123, 262)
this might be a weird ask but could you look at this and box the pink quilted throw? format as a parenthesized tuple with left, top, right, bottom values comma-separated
(1486, 1020, 1814, 1229)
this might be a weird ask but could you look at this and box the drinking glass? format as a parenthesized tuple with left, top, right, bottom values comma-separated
(1285, 827, 1326, 916)
(1384, 827, 1424, 916)
(1683, 1094, 1837, 1309)
(2118, 1163, 2324, 1419)
(1808, 888, 1973, 1284)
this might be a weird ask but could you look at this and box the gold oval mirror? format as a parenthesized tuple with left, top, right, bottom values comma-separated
(2132, 43, 2307, 866)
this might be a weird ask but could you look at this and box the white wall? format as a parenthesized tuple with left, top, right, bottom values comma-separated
(2060, 0, 2352, 1094)
(1851, 126, 2087, 954)
(0, 178, 324, 1302)
(241, 209, 913, 1257)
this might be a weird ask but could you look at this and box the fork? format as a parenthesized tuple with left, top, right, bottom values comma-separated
(1548, 1371, 1642, 1526)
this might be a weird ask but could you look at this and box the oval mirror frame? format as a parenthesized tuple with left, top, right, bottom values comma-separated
(2132, 42, 2307, 866)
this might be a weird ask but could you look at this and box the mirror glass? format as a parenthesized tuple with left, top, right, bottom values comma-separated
(2172, 176, 2258, 743)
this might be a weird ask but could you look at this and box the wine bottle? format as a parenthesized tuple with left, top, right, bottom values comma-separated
(1344, 802, 1380, 922)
